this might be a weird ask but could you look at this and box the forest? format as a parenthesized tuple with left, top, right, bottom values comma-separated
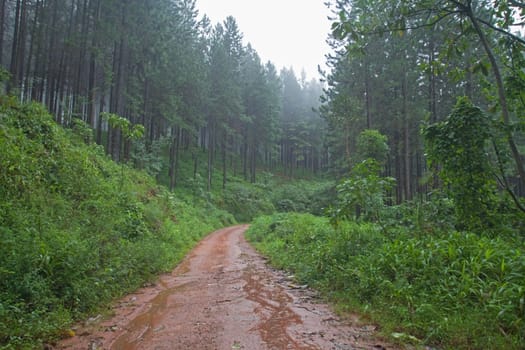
(0, 0, 525, 349)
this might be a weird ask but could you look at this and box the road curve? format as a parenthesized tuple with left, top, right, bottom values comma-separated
(57, 225, 394, 350)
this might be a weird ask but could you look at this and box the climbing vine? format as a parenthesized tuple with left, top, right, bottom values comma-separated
(423, 97, 497, 231)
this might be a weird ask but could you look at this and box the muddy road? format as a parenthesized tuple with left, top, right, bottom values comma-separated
(58, 225, 395, 350)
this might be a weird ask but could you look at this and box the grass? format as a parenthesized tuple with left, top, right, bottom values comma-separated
(246, 212, 525, 349)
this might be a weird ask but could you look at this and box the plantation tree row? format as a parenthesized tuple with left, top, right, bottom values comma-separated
(0, 0, 325, 190)
(322, 0, 525, 206)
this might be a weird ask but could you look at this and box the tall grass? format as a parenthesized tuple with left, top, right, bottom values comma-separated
(247, 213, 525, 349)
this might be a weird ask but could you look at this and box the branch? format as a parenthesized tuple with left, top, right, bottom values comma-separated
(508, 0, 525, 9)
(355, 10, 462, 37)
(476, 16, 525, 46)
(492, 139, 525, 214)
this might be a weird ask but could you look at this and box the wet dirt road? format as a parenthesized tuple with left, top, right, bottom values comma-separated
(58, 225, 395, 350)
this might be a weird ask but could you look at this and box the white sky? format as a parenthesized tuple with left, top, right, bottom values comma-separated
(195, 0, 332, 80)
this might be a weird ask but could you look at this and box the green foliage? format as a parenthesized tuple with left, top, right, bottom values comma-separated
(247, 213, 525, 349)
(0, 99, 224, 348)
(101, 112, 144, 140)
(331, 159, 395, 224)
(220, 181, 275, 223)
(130, 137, 169, 176)
(71, 118, 94, 144)
(384, 195, 456, 235)
(355, 129, 389, 164)
(270, 180, 334, 216)
(0, 68, 10, 84)
(423, 97, 498, 231)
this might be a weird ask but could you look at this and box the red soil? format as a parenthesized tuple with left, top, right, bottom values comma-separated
(57, 225, 395, 350)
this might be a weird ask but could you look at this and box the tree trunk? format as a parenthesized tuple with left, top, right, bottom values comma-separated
(88, 0, 101, 128)
(402, 59, 411, 201)
(468, 8, 525, 190)
(0, 0, 6, 68)
(96, 90, 104, 144)
(193, 150, 198, 179)
(364, 54, 372, 129)
(24, 0, 43, 101)
(46, 0, 59, 111)
(242, 133, 248, 181)
(9, 0, 22, 91)
(207, 120, 214, 191)
(169, 127, 178, 190)
(222, 135, 227, 189)
(250, 137, 257, 183)
(428, 33, 437, 123)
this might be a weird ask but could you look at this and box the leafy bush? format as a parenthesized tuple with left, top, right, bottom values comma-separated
(220, 181, 275, 222)
(247, 213, 525, 349)
(355, 129, 390, 164)
(331, 159, 395, 225)
(270, 180, 334, 215)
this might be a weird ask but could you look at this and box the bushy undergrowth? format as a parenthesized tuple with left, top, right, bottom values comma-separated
(220, 180, 275, 222)
(0, 97, 230, 349)
(270, 179, 334, 216)
(246, 213, 525, 349)
(219, 178, 334, 222)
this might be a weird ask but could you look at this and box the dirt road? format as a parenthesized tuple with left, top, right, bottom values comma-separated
(57, 225, 394, 350)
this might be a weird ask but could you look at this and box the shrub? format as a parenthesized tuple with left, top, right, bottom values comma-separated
(221, 181, 275, 222)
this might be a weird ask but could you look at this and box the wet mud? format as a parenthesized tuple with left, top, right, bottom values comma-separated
(57, 225, 396, 350)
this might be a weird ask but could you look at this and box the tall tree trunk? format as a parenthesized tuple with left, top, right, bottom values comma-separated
(87, 0, 101, 128)
(173, 128, 183, 188)
(24, 0, 42, 101)
(193, 150, 198, 179)
(16, 0, 28, 96)
(96, 90, 104, 144)
(242, 132, 248, 180)
(364, 54, 372, 129)
(250, 138, 257, 183)
(428, 33, 437, 123)
(222, 135, 227, 189)
(87, 54, 97, 126)
(109, 37, 126, 161)
(9, 0, 22, 91)
(54, 0, 77, 122)
(141, 77, 149, 145)
(46, 0, 59, 111)
(32, 0, 48, 102)
(468, 8, 525, 190)
(0, 0, 7, 68)
(207, 120, 214, 191)
(402, 59, 411, 201)
(74, 0, 89, 115)
(169, 127, 177, 190)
